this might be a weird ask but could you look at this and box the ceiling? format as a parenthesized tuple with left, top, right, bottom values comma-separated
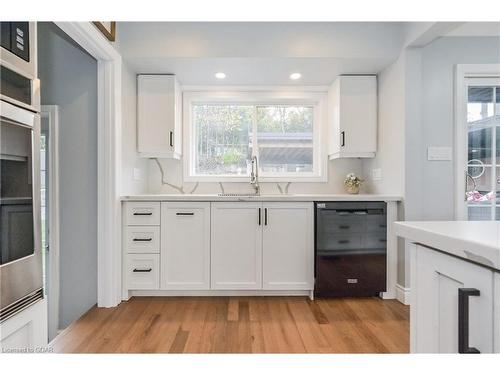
(116, 22, 405, 85)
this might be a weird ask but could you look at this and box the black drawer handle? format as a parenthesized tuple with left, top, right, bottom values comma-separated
(458, 288, 480, 354)
(379, 239, 387, 243)
(133, 212, 153, 216)
(340, 131, 345, 147)
(338, 240, 350, 244)
(133, 268, 152, 273)
(339, 225, 350, 229)
(176, 212, 194, 216)
(169, 131, 174, 147)
(133, 238, 152, 242)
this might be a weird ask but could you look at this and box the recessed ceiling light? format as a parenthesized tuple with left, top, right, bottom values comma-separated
(215, 72, 226, 79)
(290, 72, 302, 80)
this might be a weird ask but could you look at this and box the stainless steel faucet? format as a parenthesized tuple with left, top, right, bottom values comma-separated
(250, 155, 260, 195)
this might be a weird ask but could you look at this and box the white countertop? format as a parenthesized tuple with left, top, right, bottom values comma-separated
(395, 221, 500, 271)
(121, 193, 402, 202)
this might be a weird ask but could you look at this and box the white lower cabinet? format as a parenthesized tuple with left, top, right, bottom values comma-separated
(412, 244, 494, 353)
(211, 202, 263, 290)
(263, 202, 313, 290)
(161, 202, 210, 290)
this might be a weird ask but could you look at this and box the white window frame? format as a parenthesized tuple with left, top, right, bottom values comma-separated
(183, 89, 327, 183)
(454, 64, 500, 220)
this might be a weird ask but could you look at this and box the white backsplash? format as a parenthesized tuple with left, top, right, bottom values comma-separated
(146, 157, 365, 195)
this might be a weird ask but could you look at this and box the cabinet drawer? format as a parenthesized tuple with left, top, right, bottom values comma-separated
(124, 226, 160, 254)
(124, 202, 160, 226)
(125, 254, 160, 290)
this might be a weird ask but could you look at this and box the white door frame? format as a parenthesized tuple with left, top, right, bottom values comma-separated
(454, 64, 500, 220)
(54, 22, 122, 307)
(41, 105, 60, 340)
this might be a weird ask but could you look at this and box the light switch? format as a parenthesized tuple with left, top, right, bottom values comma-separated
(372, 168, 382, 181)
(428, 146, 452, 161)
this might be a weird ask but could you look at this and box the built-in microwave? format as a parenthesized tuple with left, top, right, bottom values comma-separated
(0, 22, 39, 112)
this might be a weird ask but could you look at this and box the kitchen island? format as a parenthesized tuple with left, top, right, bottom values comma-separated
(395, 220, 500, 353)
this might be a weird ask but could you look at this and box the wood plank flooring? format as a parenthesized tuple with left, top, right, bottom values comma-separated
(50, 296, 409, 353)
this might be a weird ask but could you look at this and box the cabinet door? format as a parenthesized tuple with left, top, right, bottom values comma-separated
(137, 75, 181, 159)
(412, 245, 494, 353)
(161, 202, 210, 290)
(211, 202, 262, 290)
(262, 202, 313, 290)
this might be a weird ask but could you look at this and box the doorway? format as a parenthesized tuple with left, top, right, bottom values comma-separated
(40, 105, 60, 341)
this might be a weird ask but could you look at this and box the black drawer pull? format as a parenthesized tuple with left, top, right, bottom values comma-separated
(458, 288, 480, 354)
(338, 240, 350, 244)
(339, 225, 350, 229)
(133, 212, 153, 216)
(176, 212, 194, 216)
(169, 131, 174, 147)
(379, 239, 387, 243)
(133, 238, 152, 242)
(133, 268, 152, 273)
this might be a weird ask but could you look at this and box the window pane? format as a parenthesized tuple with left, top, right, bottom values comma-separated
(256, 106, 314, 174)
(193, 104, 253, 175)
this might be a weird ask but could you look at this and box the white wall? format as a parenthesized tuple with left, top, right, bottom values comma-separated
(121, 62, 148, 194)
(38, 22, 98, 329)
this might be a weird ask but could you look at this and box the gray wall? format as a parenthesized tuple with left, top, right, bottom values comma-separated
(37, 22, 98, 328)
(418, 36, 500, 220)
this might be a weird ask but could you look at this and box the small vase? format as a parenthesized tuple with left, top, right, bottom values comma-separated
(345, 185, 360, 194)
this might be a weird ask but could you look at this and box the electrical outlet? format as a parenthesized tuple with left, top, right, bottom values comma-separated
(428, 146, 452, 161)
(133, 168, 142, 181)
(372, 168, 382, 181)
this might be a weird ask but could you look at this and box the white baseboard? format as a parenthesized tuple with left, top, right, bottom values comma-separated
(130, 290, 311, 298)
(396, 284, 410, 305)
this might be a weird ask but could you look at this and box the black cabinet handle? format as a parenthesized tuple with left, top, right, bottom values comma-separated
(340, 131, 345, 147)
(169, 131, 173, 147)
(264, 208, 268, 226)
(338, 240, 350, 244)
(458, 288, 480, 354)
(339, 225, 350, 229)
(133, 238, 152, 242)
(258, 208, 261, 226)
(176, 212, 194, 216)
(133, 268, 152, 273)
(133, 212, 153, 216)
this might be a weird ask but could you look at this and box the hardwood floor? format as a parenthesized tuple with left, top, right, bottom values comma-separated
(50, 296, 409, 353)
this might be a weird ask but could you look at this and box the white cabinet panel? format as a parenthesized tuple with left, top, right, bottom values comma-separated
(161, 202, 210, 290)
(0, 299, 47, 351)
(124, 201, 160, 226)
(124, 226, 160, 254)
(328, 75, 377, 159)
(137, 74, 182, 158)
(125, 254, 160, 290)
(263, 202, 313, 290)
(412, 245, 494, 353)
(211, 202, 262, 290)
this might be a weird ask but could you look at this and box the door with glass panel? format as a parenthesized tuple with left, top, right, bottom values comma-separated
(465, 79, 500, 220)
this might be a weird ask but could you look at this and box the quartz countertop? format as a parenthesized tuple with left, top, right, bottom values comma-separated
(121, 193, 402, 202)
(395, 221, 500, 271)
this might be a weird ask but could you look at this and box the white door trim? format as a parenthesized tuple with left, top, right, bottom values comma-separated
(54, 22, 122, 307)
(41, 105, 60, 341)
(454, 64, 500, 220)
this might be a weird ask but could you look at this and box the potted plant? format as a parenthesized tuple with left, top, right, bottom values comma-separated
(344, 173, 363, 194)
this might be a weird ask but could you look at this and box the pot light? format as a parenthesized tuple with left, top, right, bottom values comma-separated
(290, 72, 302, 80)
(215, 72, 226, 79)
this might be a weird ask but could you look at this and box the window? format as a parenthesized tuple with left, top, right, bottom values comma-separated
(184, 91, 326, 182)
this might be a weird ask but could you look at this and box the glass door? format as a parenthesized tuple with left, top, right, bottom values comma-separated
(466, 82, 500, 220)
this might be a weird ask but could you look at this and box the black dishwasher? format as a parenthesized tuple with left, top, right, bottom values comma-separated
(314, 202, 387, 297)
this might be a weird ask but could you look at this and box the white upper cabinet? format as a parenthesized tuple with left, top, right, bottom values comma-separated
(137, 74, 182, 158)
(328, 75, 377, 159)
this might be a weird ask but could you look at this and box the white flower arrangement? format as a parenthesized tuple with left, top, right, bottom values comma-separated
(344, 173, 363, 188)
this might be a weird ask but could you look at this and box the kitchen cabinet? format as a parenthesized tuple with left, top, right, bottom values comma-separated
(137, 74, 182, 159)
(262, 202, 313, 290)
(210, 202, 263, 290)
(328, 75, 377, 159)
(411, 244, 494, 353)
(161, 202, 210, 290)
